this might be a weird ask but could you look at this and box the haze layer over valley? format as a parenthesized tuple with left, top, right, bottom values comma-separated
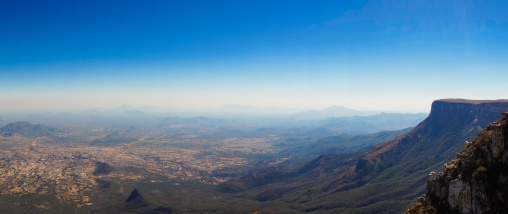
(0, 105, 425, 213)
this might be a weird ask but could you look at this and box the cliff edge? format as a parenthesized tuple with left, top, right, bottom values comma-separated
(351, 99, 508, 181)
(407, 112, 508, 214)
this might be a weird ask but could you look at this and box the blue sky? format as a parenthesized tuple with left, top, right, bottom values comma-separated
(1, 0, 508, 112)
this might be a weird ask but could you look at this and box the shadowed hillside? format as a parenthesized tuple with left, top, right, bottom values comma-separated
(296, 99, 508, 213)
(236, 99, 508, 213)
(0, 121, 59, 137)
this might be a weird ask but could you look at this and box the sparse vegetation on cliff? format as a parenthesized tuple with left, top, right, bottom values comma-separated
(407, 112, 508, 214)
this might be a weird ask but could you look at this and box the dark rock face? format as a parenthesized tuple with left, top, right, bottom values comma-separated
(407, 112, 508, 214)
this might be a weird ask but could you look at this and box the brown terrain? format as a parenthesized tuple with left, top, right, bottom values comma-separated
(0, 127, 280, 211)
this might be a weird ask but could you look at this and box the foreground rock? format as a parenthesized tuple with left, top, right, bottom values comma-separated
(407, 112, 508, 214)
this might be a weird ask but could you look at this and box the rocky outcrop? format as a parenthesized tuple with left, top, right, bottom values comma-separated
(126, 188, 143, 203)
(407, 112, 508, 214)
(122, 189, 173, 214)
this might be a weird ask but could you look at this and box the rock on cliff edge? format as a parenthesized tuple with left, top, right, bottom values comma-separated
(407, 112, 508, 214)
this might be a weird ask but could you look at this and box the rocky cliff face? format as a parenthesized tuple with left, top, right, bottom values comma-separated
(323, 99, 508, 213)
(352, 99, 508, 181)
(407, 112, 508, 214)
(214, 99, 508, 213)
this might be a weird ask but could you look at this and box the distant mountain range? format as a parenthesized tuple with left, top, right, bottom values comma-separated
(289, 105, 379, 119)
(212, 104, 305, 116)
(85, 104, 393, 119)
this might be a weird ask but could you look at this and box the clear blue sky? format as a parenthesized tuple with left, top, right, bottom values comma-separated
(1, 0, 507, 112)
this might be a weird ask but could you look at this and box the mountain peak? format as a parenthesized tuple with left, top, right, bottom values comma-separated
(125, 188, 142, 203)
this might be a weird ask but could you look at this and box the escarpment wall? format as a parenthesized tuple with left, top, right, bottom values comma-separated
(408, 112, 508, 214)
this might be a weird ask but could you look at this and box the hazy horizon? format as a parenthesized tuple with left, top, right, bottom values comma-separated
(0, 103, 427, 116)
(2, 1, 508, 113)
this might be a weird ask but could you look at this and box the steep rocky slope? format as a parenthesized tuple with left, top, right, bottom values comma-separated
(407, 112, 508, 214)
(352, 99, 508, 182)
(268, 99, 508, 213)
